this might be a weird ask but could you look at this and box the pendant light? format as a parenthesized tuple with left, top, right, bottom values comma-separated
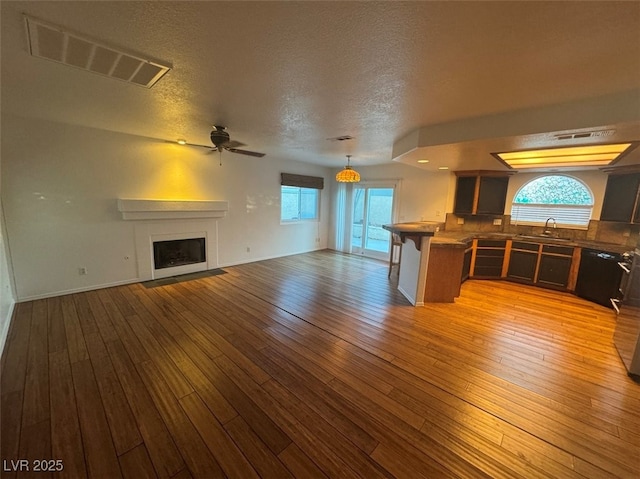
(335, 155, 361, 183)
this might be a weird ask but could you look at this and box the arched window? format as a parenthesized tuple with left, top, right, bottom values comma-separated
(510, 175, 593, 228)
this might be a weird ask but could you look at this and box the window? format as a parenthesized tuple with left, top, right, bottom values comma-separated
(281, 186, 319, 221)
(510, 175, 593, 228)
(280, 172, 323, 222)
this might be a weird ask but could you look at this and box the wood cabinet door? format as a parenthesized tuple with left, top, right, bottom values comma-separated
(600, 173, 640, 222)
(454, 176, 476, 214)
(507, 250, 537, 282)
(477, 176, 509, 215)
(537, 255, 572, 288)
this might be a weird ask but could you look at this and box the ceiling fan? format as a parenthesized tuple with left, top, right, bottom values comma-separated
(207, 125, 265, 164)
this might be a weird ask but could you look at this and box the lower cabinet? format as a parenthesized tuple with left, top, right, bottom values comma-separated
(507, 250, 537, 282)
(425, 245, 465, 303)
(507, 241, 539, 283)
(461, 241, 473, 282)
(537, 246, 573, 289)
(506, 242, 574, 290)
(472, 240, 506, 278)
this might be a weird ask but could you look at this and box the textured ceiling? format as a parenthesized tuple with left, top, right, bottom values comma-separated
(2, 1, 639, 170)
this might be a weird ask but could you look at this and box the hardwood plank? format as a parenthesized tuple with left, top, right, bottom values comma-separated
(21, 300, 49, 428)
(71, 359, 122, 478)
(224, 416, 295, 479)
(1, 390, 25, 479)
(1, 302, 32, 394)
(278, 443, 328, 479)
(16, 420, 51, 479)
(48, 350, 87, 479)
(136, 360, 225, 479)
(118, 444, 158, 479)
(97, 289, 149, 364)
(105, 340, 185, 479)
(47, 297, 67, 353)
(83, 332, 142, 455)
(178, 392, 260, 479)
(61, 295, 89, 364)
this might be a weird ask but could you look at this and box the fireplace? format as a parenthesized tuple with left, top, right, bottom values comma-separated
(153, 237, 206, 270)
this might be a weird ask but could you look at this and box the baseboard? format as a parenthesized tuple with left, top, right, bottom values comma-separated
(17, 277, 141, 302)
(16, 247, 329, 302)
(218, 247, 327, 269)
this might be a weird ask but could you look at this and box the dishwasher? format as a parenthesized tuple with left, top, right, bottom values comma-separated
(575, 248, 623, 308)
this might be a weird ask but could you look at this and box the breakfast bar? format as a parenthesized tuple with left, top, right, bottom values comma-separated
(384, 222, 469, 306)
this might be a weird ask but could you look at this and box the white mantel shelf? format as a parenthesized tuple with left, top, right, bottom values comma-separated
(117, 199, 229, 220)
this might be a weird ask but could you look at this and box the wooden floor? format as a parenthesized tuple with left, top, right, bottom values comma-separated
(2, 250, 640, 478)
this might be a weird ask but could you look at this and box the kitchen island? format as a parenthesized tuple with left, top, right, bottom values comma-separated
(383, 222, 466, 306)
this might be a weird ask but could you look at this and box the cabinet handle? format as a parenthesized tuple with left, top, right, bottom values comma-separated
(610, 298, 620, 314)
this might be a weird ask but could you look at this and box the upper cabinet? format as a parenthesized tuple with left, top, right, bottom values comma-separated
(600, 170, 640, 223)
(453, 171, 513, 215)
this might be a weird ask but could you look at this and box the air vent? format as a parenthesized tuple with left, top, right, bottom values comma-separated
(555, 129, 615, 141)
(24, 15, 171, 88)
(326, 135, 354, 141)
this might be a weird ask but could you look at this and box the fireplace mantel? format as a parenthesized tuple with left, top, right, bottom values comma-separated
(117, 199, 229, 220)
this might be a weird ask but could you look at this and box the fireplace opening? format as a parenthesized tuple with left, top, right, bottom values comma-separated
(153, 237, 206, 270)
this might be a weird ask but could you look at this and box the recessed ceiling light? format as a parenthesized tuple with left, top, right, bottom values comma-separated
(493, 143, 635, 169)
(177, 139, 187, 145)
(438, 166, 449, 170)
(417, 159, 429, 163)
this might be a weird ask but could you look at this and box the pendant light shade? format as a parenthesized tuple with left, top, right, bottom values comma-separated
(336, 155, 361, 183)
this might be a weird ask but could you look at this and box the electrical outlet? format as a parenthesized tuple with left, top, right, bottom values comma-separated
(436, 210, 441, 217)
(246, 247, 251, 253)
(457, 217, 465, 225)
(493, 218, 502, 226)
(78, 267, 88, 275)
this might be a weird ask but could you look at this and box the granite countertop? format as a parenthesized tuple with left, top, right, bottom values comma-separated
(383, 222, 442, 234)
(431, 230, 632, 253)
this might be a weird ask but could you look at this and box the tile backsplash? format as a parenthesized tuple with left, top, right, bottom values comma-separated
(444, 213, 640, 248)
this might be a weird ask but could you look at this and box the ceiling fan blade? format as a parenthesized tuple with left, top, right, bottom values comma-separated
(227, 148, 266, 157)
(223, 140, 246, 148)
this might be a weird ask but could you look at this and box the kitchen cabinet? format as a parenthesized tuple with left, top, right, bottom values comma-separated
(477, 176, 510, 215)
(600, 172, 640, 223)
(537, 250, 573, 289)
(506, 241, 574, 290)
(425, 245, 465, 303)
(453, 171, 512, 216)
(461, 240, 473, 282)
(507, 241, 538, 283)
(623, 251, 640, 307)
(471, 239, 506, 278)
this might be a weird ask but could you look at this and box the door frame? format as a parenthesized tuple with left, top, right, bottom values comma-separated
(350, 180, 399, 261)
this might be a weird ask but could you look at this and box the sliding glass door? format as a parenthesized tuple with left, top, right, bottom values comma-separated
(351, 185, 395, 260)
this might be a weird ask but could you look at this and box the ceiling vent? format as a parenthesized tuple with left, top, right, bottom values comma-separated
(554, 129, 615, 141)
(24, 15, 171, 88)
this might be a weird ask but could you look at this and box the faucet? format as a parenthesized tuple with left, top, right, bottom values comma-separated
(544, 217, 557, 235)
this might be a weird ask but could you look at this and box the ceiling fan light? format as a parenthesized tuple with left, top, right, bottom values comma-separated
(336, 155, 361, 183)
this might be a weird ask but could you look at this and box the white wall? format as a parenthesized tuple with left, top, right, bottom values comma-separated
(329, 162, 451, 250)
(1, 114, 331, 300)
(0, 197, 16, 359)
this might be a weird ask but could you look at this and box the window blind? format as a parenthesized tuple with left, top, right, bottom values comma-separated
(281, 173, 324, 190)
(510, 204, 592, 228)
